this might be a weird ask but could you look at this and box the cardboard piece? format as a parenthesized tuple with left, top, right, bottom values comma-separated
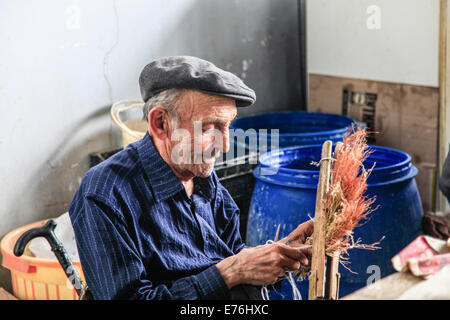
(309, 74, 439, 211)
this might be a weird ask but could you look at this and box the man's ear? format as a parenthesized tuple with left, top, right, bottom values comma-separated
(148, 107, 169, 139)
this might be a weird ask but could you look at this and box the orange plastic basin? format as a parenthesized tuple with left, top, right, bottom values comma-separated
(1, 219, 85, 300)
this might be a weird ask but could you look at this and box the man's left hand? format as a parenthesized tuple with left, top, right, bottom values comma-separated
(278, 220, 314, 265)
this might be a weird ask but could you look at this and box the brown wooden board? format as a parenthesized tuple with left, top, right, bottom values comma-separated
(308, 73, 439, 212)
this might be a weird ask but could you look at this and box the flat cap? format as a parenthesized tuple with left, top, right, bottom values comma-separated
(139, 56, 256, 107)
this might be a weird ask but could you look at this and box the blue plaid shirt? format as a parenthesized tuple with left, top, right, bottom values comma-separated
(69, 132, 246, 300)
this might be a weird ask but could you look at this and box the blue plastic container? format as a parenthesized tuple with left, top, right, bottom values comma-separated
(246, 144, 423, 299)
(228, 112, 355, 157)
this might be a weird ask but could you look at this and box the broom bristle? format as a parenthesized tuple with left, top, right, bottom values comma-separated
(324, 127, 382, 262)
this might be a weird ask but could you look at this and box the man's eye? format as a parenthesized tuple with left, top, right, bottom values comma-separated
(202, 124, 215, 132)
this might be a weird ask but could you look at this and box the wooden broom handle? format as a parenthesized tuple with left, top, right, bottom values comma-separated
(325, 142, 343, 300)
(308, 140, 332, 300)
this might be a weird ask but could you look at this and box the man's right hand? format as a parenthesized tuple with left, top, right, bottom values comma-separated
(216, 242, 309, 289)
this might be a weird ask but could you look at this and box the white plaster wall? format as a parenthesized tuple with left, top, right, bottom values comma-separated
(0, 0, 303, 287)
(307, 0, 440, 87)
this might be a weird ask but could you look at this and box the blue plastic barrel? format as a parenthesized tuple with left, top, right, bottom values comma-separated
(228, 112, 355, 157)
(246, 144, 423, 299)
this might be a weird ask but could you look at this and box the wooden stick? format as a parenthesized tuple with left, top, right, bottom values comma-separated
(325, 251, 340, 300)
(334, 142, 344, 162)
(324, 142, 344, 300)
(308, 140, 332, 300)
(274, 224, 281, 242)
(439, 0, 450, 212)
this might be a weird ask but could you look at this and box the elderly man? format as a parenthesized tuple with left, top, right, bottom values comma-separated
(69, 56, 313, 300)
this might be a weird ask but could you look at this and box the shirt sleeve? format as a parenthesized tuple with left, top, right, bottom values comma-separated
(69, 193, 231, 300)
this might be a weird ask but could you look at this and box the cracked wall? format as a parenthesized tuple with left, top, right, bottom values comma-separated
(0, 0, 303, 289)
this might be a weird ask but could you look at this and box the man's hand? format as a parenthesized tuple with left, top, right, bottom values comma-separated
(280, 220, 314, 266)
(280, 219, 314, 246)
(216, 220, 314, 289)
(279, 219, 314, 260)
(216, 242, 309, 289)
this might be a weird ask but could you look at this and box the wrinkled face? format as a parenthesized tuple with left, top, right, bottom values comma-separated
(168, 91, 237, 178)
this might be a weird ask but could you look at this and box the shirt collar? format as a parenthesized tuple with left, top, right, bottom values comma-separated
(136, 132, 185, 202)
(193, 175, 215, 202)
(136, 132, 215, 202)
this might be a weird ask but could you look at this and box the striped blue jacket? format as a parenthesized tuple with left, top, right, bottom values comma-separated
(69, 132, 246, 299)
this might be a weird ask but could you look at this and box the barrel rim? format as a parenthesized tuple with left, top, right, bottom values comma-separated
(230, 111, 355, 138)
(254, 144, 418, 188)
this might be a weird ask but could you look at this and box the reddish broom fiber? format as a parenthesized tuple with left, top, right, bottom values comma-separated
(324, 127, 382, 271)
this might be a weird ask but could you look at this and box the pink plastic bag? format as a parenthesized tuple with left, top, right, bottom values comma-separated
(391, 235, 450, 277)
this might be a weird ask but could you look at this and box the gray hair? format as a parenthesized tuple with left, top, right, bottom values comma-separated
(142, 88, 188, 123)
